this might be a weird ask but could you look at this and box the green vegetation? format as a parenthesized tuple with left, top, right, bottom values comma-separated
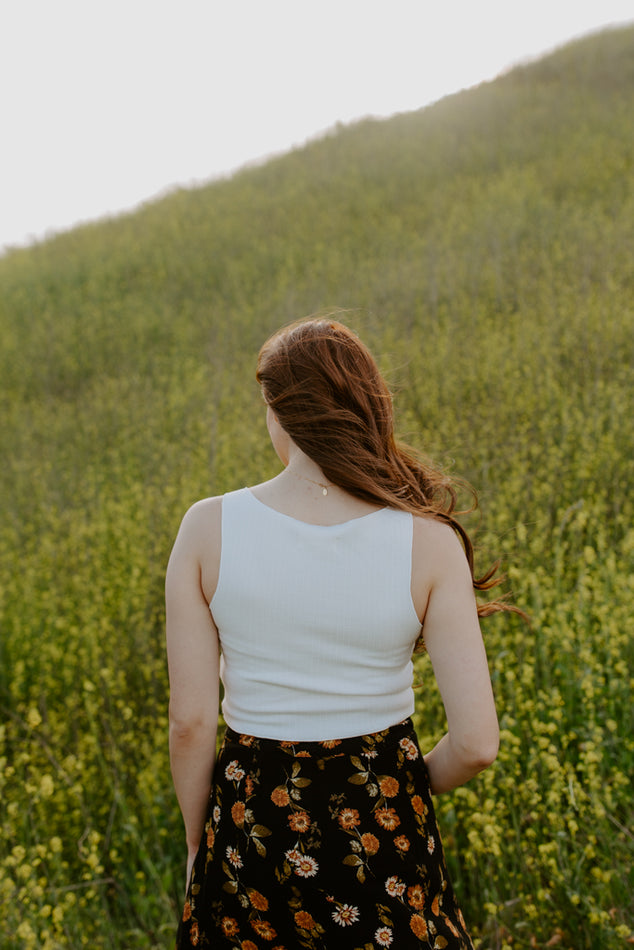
(1, 24, 633, 949)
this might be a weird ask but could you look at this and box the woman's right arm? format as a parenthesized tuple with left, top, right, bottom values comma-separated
(413, 518, 499, 794)
(166, 499, 222, 881)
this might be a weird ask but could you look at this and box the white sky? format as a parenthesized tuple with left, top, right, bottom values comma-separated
(1, 1, 632, 253)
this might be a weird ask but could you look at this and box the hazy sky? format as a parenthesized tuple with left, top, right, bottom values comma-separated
(2, 1, 632, 252)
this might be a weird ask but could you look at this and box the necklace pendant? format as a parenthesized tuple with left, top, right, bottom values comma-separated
(322, 487, 328, 496)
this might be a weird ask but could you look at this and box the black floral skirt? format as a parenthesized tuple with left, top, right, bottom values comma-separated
(176, 718, 473, 949)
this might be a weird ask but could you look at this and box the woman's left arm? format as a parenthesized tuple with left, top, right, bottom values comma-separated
(411, 517, 499, 794)
(165, 501, 221, 880)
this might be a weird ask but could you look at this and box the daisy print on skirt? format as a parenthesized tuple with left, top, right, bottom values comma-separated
(176, 720, 474, 949)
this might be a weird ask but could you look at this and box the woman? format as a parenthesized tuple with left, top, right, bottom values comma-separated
(166, 317, 507, 949)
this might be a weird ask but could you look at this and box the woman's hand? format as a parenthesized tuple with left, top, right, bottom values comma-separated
(185, 847, 197, 893)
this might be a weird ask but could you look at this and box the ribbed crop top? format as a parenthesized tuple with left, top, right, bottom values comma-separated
(210, 487, 423, 741)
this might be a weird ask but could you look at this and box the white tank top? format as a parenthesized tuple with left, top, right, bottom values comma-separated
(210, 487, 422, 741)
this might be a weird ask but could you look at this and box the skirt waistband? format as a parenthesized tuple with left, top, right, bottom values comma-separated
(223, 717, 416, 758)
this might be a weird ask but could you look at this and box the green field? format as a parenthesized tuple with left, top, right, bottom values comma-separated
(1, 25, 633, 949)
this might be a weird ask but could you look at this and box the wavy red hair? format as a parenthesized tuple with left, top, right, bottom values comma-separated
(256, 317, 520, 636)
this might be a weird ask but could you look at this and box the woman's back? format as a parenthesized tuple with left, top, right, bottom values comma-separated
(210, 486, 423, 741)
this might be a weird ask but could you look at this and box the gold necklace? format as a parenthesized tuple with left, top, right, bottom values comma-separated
(287, 469, 331, 496)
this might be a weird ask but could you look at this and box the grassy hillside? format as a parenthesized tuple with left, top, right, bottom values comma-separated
(1, 24, 633, 949)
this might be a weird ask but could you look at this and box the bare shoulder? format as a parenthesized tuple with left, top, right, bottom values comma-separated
(177, 496, 222, 544)
(168, 496, 222, 565)
(412, 514, 468, 572)
(168, 496, 223, 604)
(411, 515, 471, 620)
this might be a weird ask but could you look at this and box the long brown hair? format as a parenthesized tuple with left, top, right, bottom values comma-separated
(256, 317, 519, 629)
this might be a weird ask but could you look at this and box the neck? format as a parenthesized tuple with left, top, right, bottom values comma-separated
(285, 463, 333, 496)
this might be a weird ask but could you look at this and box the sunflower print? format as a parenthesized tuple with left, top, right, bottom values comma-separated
(176, 719, 473, 949)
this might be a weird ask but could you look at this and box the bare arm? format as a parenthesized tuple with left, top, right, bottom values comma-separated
(165, 500, 221, 878)
(413, 518, 499, 794)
